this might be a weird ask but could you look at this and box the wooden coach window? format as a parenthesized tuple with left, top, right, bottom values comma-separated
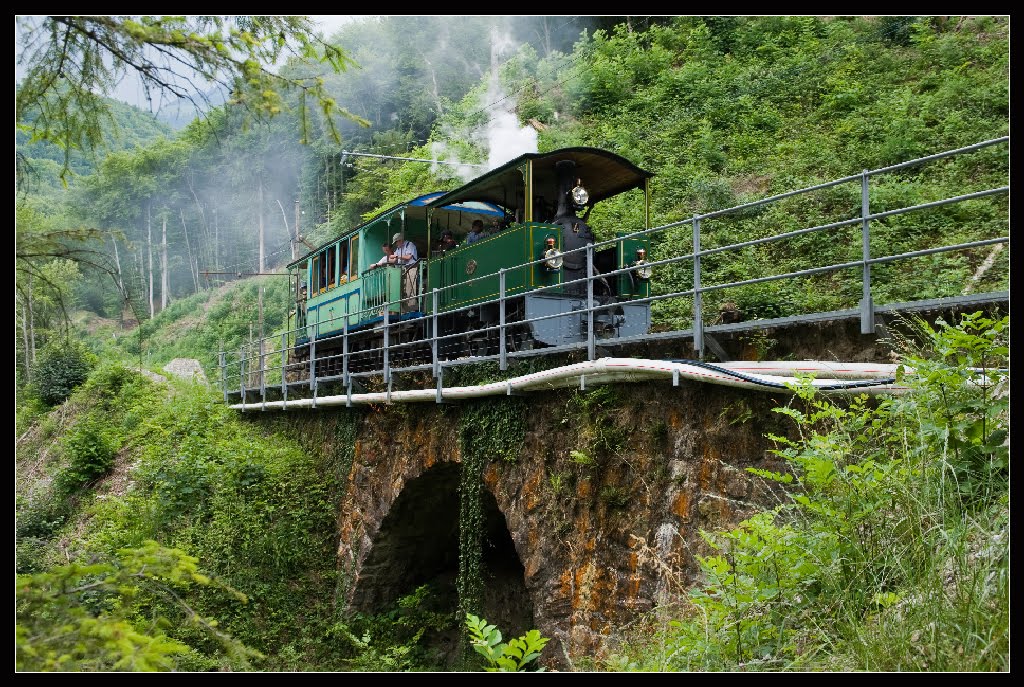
(310, 254, 320, 293)
(339, 241, 349, 281)
(349, 235, 360, 280)
(326, 244, 337, 289)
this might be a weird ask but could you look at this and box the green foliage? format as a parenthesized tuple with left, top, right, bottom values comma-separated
(562, 386, 628, 465)
(16, 15, 363, 180)
(335, 584, 459, 672)
(606, 312, 1008, 671)
(16, 361, 363, 671)
(465, 613, 550, 672)
(17, 94, 173, 195)
(55, 416, 119, 493)
(548, 471, 568, 496)
(454, 396, 528, 659)
(599, 485, 631, 510)
(16, 540, 257, 671)
(569, 449, 596, 467)
(459, 398, 527, 464)
(895, 312, 1009, 505)
(32, 337, 97, 406)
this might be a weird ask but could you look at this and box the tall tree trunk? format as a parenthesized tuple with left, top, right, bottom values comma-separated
(148, 205, 155, 318)
(111, 232, 125, 325)
(27, 273, 35, 368)
(213, 208, 219, 285)
(20, 293, 31, 383)
(180, 208, 199, 292)
(323, 161, 330, 223)
(185, 169, 213, 281)
(161, 215, 169, 309)
(258, 180, 265, 274)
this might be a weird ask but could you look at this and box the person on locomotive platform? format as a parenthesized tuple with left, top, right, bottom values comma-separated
(434, 230, 458, 253)
(465, 219, 486, 244)
(392, 232, 419, 312)
(372, 242, 396, 268)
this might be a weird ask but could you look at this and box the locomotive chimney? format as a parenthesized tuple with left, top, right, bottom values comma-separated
(554, 159, 577, 220)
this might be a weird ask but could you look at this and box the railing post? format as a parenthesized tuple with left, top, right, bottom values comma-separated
(499, 268, 507, 370)
(383, 297, 390, 386)
(259, 335, 266, 409)
(860, 169, 875, 334)
(239, 345, 246, 411)
(432, 288, 440, 377)
(311, 321, 319, 409)
(342, 316, 349, 388)
(586, 243, 595, 361)
(219, 351, 227, 404)
(280, 332, 287, 409)
(693, 215, 704, 359)
(309, 321, 317, 392)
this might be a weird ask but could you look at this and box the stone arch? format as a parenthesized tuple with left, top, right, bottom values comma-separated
(348, 462, 535, 643)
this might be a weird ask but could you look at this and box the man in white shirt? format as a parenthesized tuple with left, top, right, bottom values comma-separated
(392, 232, 419, 312)
(372, 242, 395, 268)
(392, 232, 418, 265)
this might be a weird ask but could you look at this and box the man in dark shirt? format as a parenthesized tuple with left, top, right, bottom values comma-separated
(435, 230, 458, 253)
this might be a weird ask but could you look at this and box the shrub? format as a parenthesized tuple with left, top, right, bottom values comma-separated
(32, 337, 97, 406)
(55, 416, 118, 494)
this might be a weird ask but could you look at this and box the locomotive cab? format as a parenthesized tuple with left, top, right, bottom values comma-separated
(424, 147, 653, 349)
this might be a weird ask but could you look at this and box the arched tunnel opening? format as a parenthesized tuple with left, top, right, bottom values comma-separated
(349, 463, 534, 664)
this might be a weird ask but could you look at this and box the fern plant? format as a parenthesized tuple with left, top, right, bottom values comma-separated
(465, 613, 549, 672)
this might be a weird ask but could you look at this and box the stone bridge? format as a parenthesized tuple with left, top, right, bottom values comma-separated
(239, 298, 1005, 670)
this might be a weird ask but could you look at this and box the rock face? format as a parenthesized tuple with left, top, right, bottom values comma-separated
(162, 358, 207, 383)
(247, 376, 795, 670)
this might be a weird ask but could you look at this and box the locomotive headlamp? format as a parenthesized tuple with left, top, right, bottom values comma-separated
(570, 184, 589, 207)
(543, 237, 563, 271)
(633, 248, 652, 280)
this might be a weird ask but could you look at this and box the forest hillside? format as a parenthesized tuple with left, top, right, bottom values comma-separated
(15, 15, 1008, 672)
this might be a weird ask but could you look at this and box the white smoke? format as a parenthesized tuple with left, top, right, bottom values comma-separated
(430, 25, 537, 183)
(484, 26, 537, 171)
(485, 97, 537, 172)
(429, 140, 486, 182)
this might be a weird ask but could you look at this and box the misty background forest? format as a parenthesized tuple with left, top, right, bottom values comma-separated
(15, 16, 1008, 673)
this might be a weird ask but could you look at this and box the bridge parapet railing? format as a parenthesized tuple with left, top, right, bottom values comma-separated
(221, 136, 1008, 408)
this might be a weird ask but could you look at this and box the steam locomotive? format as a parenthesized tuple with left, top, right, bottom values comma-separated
(286, 147, 654, 378)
